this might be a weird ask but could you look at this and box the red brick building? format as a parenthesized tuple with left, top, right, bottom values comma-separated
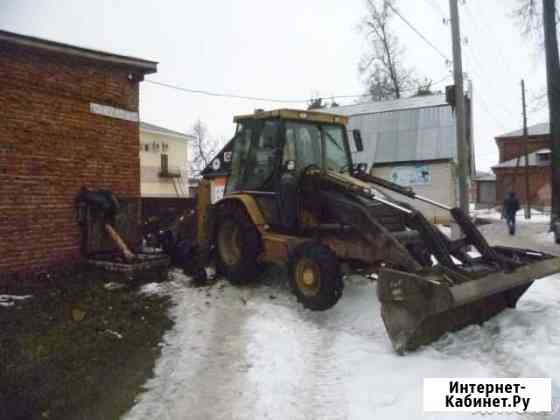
(0, 30, 157, 281)
(492, 123, 551, 209)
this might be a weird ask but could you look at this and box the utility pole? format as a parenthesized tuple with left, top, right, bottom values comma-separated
(521, 79, 531, 219)
(543, 0, 560, 231)
(449, 0, 469, 215)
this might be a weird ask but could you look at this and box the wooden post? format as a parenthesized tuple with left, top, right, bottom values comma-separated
(449, 0, 469, 215)
(521, 79, 531, 219)
(543, 0, 560, 228)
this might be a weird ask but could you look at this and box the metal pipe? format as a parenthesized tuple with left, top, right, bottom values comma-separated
(414, 194, 453, 211)
(371, 194, 414, 214)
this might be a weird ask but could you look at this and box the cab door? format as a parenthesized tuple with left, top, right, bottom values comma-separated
(226, 119, 284, 225)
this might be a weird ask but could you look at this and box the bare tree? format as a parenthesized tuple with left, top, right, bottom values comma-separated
(412, 78, 435, 97)
(359, 0, 414, 100)
(307, 95, 340, 109)
(190, 119, 219, 177)
(307, 96, 326, 110)
(513, 0, 543, 42)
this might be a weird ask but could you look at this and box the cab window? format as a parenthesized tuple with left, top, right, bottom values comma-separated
(226, 122, 253, 192)
(242, 120, 280, 190)
(324, 124, 350, 172)
(284, 122, 322, 173)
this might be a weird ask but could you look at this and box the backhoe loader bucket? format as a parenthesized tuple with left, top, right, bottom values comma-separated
(378, 248, 560, 354)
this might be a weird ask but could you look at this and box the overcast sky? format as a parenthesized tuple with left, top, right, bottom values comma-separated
(1, 0, 549, 171)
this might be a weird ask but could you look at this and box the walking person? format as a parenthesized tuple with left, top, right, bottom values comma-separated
(503, 191, 521, 235)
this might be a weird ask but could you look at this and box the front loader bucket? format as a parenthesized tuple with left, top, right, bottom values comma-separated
(378, 251, 560, 354)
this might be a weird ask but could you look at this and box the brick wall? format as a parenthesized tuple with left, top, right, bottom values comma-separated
(494, 167, 551, 208)
(0, 43, 142, 280)
(496, 135, 550, 163)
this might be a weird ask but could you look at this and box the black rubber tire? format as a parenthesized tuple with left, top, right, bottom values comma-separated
(214, 202, 262, 285)
(289, 242, 343, 311)
(554, 222, 560, 244)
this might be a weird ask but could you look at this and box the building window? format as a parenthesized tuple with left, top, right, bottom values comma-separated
(537, 151, 551, 163)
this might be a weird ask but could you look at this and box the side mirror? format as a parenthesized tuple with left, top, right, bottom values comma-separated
(352, 129, 364, 152)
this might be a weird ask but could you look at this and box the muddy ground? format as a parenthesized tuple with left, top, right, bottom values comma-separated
(0, 268, 173, 420)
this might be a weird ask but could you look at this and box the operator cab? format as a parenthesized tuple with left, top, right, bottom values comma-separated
(205, 109, 354, 231)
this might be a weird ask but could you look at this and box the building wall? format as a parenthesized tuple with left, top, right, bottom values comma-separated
(494, 167, 551, 209)
(496, 135, 549, 162)
(140, 130, 189, 197)
(347, 105, 457, 167)
(370, 161, 456, 224)
(474, 180, 497, 209)
(0, 43, 141, 279)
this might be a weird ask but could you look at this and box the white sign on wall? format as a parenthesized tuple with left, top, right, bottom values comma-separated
(390, 164, 431, 187)
(90, 103, 139, 122)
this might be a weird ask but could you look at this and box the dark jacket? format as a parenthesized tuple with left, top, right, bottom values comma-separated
(503, 195, 520, 217)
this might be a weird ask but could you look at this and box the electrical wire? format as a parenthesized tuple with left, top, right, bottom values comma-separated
(386, 2, 451, 62)
(144, 80, 309, 103)
(145, 73, 453, 104)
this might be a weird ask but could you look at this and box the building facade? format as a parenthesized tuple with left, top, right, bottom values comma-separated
(324, 94, 474, 223)
(139, 122, 193, 198)
(0, 30, 157, 280)
(492, 123, 551, 210)
(472, 173, 497, 209)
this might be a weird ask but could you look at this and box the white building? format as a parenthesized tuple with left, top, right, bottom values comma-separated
(139, 122, 194, 198)
(324, 94, 474, 223)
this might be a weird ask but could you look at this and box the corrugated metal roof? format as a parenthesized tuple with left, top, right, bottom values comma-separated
(323, 94, 448, 117)
(140, 122, 193, 140)
(495, 122, 549, 138)
(323, 95, 457, 165)
(492, 148, 551, 168)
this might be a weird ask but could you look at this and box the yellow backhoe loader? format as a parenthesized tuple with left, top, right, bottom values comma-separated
(162, 109, 560, 354)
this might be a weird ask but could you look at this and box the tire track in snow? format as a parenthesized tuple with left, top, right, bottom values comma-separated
(240, 267, 350, 420)
(125, 276, 259, 420)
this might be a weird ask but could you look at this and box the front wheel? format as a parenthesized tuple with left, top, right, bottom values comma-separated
(289, 242, 343, 311)
(215, 202, 262, 284)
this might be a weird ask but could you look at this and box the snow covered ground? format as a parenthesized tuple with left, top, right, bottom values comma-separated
(472, 207, 551, 224)
(125, 221, 560, 420)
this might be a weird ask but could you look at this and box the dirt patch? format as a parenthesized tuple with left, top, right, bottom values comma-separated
(0, 268, 173, 420)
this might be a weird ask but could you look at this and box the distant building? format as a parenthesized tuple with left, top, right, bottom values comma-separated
(471, 172, 497, 209)
(323, 94, 474, 223)
(139, 122, 194, 198)
(492, 122, 551, 210)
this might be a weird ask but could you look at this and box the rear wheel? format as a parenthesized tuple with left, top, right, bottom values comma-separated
(289, 242, 343, 310)
(215, 203, 262, 284)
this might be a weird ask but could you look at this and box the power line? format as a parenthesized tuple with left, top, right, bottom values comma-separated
(144, 80, 309, 103)
(386, 2, 451, 62)
(145, 74, 453, 104)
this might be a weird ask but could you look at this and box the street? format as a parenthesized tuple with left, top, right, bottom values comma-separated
(125, 218, 560, 420)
